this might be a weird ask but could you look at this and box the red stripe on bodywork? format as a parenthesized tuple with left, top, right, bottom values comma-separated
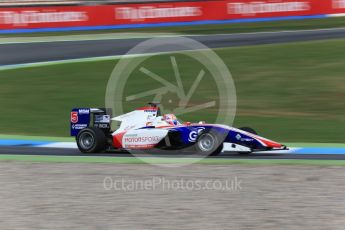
(113, 131, 126, 148)
(254, 136, 282, 148)
(136, 106, 158, 111)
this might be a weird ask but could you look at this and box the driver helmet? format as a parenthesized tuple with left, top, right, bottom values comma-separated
(163, 114, 178, 126)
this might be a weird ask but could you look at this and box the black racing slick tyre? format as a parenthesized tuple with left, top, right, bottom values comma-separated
(195, 132, 224, 156)
(76, 127, 106, 153)
(239, 127, 257, 135)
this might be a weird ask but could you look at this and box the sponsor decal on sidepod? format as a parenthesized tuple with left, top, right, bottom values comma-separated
(124, 136, 160, 143)
(188, 127, 205, 142)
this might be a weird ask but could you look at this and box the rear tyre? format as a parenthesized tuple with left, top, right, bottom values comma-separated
(195, 132, 223, 156)
(76, 127, 106, 153)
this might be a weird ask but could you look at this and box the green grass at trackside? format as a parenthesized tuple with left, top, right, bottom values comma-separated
(1, 17, 345, 38)
(0, 154, 345, 166)
(0, 134, 74, 142)
(0, 39, 345, 143)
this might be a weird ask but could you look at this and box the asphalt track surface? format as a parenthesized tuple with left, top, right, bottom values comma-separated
(1, 28, 345, 65)
(0, 146, 344, 160)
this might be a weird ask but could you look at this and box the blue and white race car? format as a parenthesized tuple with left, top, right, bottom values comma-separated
(70, 103, 287, 155)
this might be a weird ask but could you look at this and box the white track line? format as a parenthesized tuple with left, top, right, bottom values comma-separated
(0, 33, 180, 45)
(0, 48, 212, 71)
(1, 27, 344, 71)
(38, 142, 77, 149)
(2, 27, 345, 45)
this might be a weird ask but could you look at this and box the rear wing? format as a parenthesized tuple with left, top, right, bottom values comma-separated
(70, 108, 112, 136)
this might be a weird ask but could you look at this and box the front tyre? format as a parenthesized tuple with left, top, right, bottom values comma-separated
(76, 128, 106, 153)
(195, 132, 223, 156)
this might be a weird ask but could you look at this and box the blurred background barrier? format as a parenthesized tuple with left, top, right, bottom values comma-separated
(0, 0, 188, 7)
(0, 0, 345, 32)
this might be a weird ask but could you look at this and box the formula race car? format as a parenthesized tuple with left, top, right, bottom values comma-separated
(70, 103, 287, 155)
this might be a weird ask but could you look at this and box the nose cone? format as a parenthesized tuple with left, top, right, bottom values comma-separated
(255, 135, 286, 149)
